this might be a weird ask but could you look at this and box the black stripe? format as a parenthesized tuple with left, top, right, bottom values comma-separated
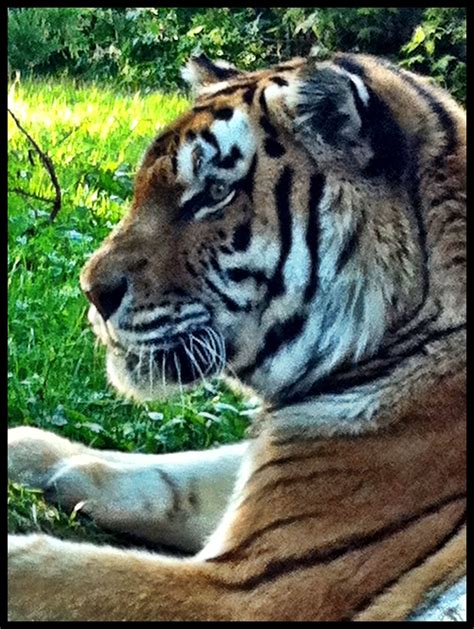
(240, 467, 355, 512)
(430, 190, 463, 208)
(170, 154, 178, 175)
(259, 88, 269, 116)
(336, 54, 458, 173)
(451, 254, 466, 266)
(270, 76, 289, 86)
(250, 449, 329, 480)
(335, 219, 363, 273)
(193, 55, 240, 81)
(385, 307, 440, 346)
(207, 492, 465, 591)
(274, 61, 303, 71)
(252, 314, 305, 372)
(220, 245, 234, 255)
(185, 260, 199, 279)
(347, 79, 368, 134)
(433, 207, 465, 245)
(227, 268, 268, 284)
(156, 468, 182, 515)
(121, 314, 173, 332)
(346, 511, 466, 620)
(264, 137, 286, 158)
(386, 62, 457, 161)
(136, 327, 208, 347)
(361, 86, 409, 182)
(193, 105, 211, 113)
(203, 276, 250, 313)
(243, 85, 257, 105)
(333, 55, 367, 79)
(275, 317, 462, 406)
(208, 254, 225, 279)
(216, 145, 243, 169)
(301, 323, 466, 399)
(198, 81, 257, 101)
(304, 174, 325, 302)
(267, 167, 293, 298)
(180, 187, 210, 220)
(236, 154, 257, 202)
(259, 115, 278, 138)
(231, 221, 252, 252)
(211, 508, 324, 563)
(214, 107, 234, 120)
(200, 129, 220, 154)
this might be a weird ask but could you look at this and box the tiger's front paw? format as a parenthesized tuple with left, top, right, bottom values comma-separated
(8, 426, 87, 489)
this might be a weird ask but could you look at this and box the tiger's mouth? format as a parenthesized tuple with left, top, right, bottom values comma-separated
(104, 326, 227, 401)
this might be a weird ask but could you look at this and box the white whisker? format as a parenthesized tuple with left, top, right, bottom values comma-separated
(199, 329, 218, 373)
(161, 351, 167, 393)
(190, 333, 210, 388)
(137, 345, 145, 378)
(205, 327, 223, 376)
(182, 335, 199, 382)
(206, 326, 225, 374)
(205, 326, 228, 377)
(148, 349, 154, 398)
(173, 350, 185, 409)
(192, 333, 213, 368)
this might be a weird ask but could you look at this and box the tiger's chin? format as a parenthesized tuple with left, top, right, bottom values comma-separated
(104, 334, 223, 403)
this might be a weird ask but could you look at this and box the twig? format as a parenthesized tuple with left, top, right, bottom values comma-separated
(51, 123, 82, 150)
(8, 108, 62, 222)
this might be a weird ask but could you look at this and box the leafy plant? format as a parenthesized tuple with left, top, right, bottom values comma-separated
(8, 8, 465, 103)
(400, 8, 466, 103)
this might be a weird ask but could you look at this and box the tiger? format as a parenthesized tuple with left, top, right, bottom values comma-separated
(8, 51, 466, 621)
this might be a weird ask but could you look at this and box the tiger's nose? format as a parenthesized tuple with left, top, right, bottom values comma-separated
(84, 277, 128, 321)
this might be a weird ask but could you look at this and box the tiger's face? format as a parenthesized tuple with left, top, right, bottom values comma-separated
(81, 53, 447, 406)
(80, 55, 318, 401)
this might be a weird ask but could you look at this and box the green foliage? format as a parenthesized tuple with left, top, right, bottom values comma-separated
(8, 80, 255, 539)
(8, 8, 466, 103)
(8, 481, 118, 544)
(400, 8, 466, 104)
(8, 8, 89, 73)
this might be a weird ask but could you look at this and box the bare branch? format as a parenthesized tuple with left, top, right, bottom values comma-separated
(8, 108, 62, 222)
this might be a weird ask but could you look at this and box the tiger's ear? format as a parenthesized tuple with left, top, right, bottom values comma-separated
(295, 63, 368, 147)
(290, 61, 375, 171)
(181, 53, 240, 91)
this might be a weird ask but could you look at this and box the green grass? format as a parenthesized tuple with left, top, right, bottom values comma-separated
(8, 78, 255, 543)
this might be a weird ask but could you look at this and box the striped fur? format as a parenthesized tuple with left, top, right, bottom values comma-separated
(8, 52, 465, 621)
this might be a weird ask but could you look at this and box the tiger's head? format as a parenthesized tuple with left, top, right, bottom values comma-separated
(80, 53, 465, 413)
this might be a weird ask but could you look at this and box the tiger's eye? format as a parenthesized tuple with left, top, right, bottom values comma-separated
(210, 182, 229, 201)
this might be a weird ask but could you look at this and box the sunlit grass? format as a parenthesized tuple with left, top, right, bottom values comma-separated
(8, 78, 254, 543)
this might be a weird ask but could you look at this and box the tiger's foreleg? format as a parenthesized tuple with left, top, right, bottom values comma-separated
(8, 426, 248, 552)
(8, 533, 238, 621)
